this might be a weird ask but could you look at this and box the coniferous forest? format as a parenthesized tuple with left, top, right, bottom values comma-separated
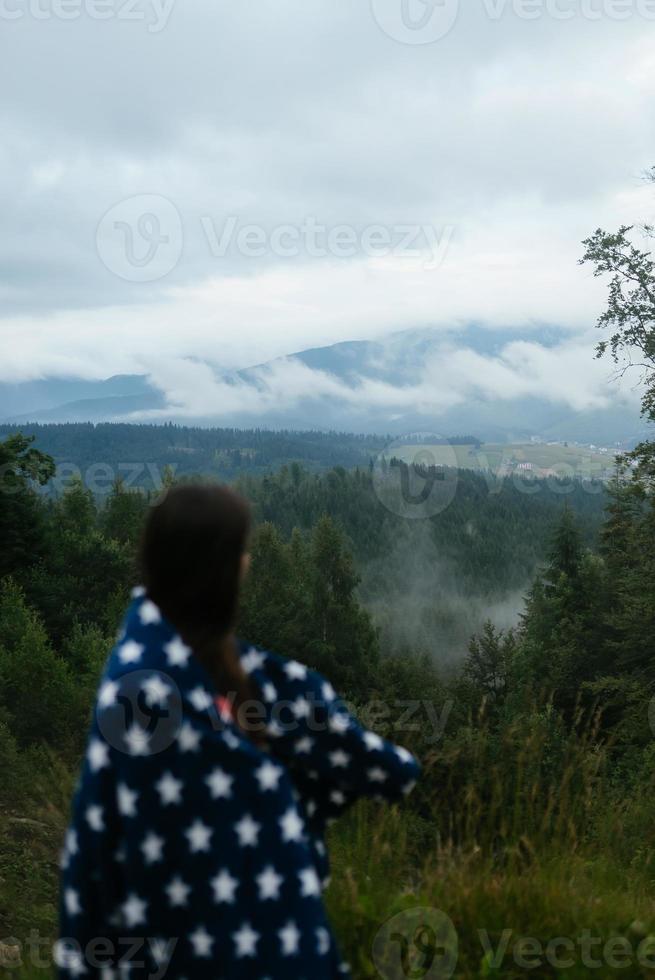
(0, 340, 654, 974)
(1, 222, 655, 977)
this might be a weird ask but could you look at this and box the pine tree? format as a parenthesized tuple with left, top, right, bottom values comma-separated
(0, 433, 54, 580)
(463, 622, 516, 708)
(101, 478, 148, 546)
(57, 476, 97, 536)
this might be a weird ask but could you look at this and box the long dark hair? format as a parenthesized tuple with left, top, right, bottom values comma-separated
(139, 482, 259, 734)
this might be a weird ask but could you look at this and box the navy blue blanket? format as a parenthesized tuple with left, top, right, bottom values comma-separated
(57, 591, 420, 978)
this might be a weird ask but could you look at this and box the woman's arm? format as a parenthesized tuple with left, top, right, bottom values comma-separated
(249, 652, 421, 803)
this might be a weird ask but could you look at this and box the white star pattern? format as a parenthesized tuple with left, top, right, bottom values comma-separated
(139, 599, 161, 625)
(118, 639, 144, 664)
(60, 828, 77, 868)
(363, 731, 384, 751)
(117, 783, 138, 817)
(234, 813, 260, 847)
(150, 938, 173, 969)
(294, 736, 313, 754)
(266, 719, 284, 739)
(330, 789, 346, 806)
(322, 681, 336, 702)
(122, 893, 147, 928)
(205, 767, 233, 800)
(279, 807, 304, 843)
(233, 922, 260, 958)
(254, 760, 283, 791)
(210, 868, 239, 904)
(291, 696, 311, 719)
(64, 888, 81, 916)
(141, 674, 172, 707)
(55, 943, 87, 978)
(156, 771, 183, 805)
(279, 920, 301, 955)
(87, 738, 109, 772)
(141, 832, 165, 864)
(189, 686, 213, 712)
(298, 867, 321, 897)
(131, 585, 145, 598)
(177, 723, 201, 753)
(164, 635, 192, 668)
(85, 805, 104, 832)
(97, 679, 118, 708)
(284, 660, 307, 681)
(328, 712, 350, 734)
(262, 681, 277, 703)
(221, 729, 241, 749)
(395, 745, 414, 763)
(367, 767, 388, 783)
(166, 876, 191, 907)
(329, 750, 350, 768)
(316, 926, 331, 955)
(256, 864, 283, 900)
(241, 648, 266, 673)
(185, 819, 213, 853)
(189, 926, 213, 958)
(124, 724, 150, 756)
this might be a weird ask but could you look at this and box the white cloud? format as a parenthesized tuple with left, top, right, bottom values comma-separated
(1, 0, 654, 416)
(125, 326, 636, 423)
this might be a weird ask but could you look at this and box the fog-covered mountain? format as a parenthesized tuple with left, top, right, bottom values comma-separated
(2, 326, 650, 446)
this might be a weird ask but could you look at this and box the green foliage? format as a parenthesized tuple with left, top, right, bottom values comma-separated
(0, 581, 80, 751)
(461, 622, 516, 711)
(56, 476, 97, 536)
(0, 412, 654, 975)
(581, 173, 655, 481)
(100, 477, 149, 547)
(239, 517, 379, 696)
(0, 433, 53, 581)
(0, 421, 387, 486)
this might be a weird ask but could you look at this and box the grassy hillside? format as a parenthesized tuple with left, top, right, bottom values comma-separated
(390, 441, 617, 481)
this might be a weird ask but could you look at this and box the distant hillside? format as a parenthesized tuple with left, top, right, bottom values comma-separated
(0, 422, 388, 489)
(1, 326, 651, 446)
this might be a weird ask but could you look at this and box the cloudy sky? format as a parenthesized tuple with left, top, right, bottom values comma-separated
(2, 0, 655, 417)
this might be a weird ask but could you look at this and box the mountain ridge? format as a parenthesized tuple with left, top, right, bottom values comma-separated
(2, 326, 651, 447)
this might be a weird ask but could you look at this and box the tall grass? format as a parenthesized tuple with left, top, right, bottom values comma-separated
(3, 713, 655, 978)
(328, 708, 655, 978)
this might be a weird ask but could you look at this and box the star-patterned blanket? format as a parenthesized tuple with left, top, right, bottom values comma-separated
(57, 590, 421, 979)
